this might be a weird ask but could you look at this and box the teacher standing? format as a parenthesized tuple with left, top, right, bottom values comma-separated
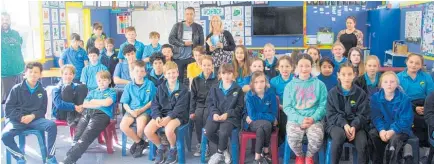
(169, 7, 204, 82)
(337, 16, 364, 57)
(1, 12, 25, 103)
(206, 15, 235, 69)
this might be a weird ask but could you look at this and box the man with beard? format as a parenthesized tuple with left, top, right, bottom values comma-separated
(1, 12, 25, 104)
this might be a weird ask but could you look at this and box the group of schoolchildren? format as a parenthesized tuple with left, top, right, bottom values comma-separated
(3, 21, 434, 164)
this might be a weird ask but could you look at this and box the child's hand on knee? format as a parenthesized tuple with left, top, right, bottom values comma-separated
(246, 116, 252, 124)
(213, 114, 220, 121)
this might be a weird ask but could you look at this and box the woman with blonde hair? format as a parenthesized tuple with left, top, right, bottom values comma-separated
(206, 15, 236, 69)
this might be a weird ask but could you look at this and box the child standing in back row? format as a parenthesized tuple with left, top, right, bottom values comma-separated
(142, 31, 162, 73)
(187, 46, 205, 89)
(331, 42, 347, 75)
(242, 58, 266, 93)
(118, 27, 145, 62)
(318, 58, 338, 91)
(263, 43, 278, 78)
(59, 33, 88, 83)
(80, 48, 108, 90)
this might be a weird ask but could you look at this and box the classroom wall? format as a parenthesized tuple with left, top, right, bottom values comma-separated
(90, 9, 127, 48)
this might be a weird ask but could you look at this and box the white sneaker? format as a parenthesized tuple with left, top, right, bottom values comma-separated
(223, 149, 231, 164)
(208, 152, 224, 164)
(193, 144, 201, 157)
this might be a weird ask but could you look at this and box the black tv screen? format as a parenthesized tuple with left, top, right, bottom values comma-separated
(253, 6, 303, 36)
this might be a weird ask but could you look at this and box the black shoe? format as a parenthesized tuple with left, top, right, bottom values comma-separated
(132, 142, 146, 158)
(130, 142, 138, 155)
(262, 152, 272, 164)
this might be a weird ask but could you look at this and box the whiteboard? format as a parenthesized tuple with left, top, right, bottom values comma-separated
(131, 10, 177, 45)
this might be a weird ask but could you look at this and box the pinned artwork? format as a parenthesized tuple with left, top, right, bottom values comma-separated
(51, 9, 58, 24)
(43, 8, 50, 23)
(52, 25, 60, 39)
(54, 40, 65, 57)
(60, 25, 66, 39)
(232, 6, 244, 20)
(43, 25, 51, 41)
(59, 9, 66, 23)
(234, 37, 244, 46)
(45, 41, 52, 57)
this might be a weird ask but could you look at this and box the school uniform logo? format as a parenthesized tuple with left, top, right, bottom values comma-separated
(146, 90, 151, 93)
(420, 81, 425, 86)
(103, 93, 109, 97)
(233, 92, 238, 97)
(350, 100, 356, 107)
(174, 93, 179, 98)
(265, 101, 271, 106)
(37, 93, 43, 98)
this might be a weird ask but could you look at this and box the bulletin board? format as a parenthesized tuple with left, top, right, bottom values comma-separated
(421, 2, 434, 58)
(42, 1, 67, 67)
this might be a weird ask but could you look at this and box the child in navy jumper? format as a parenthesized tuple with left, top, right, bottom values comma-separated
(205, 63, 244, 164)
(2, 62, 58, 163)
(245, 71, 278, 164)
(80, 47, 108, 90)
(99, 38, 119, 87)
(52, 65, 88, 126)
(263, 43, 279, 79)
(59, 33, 88, 83)
(326, 62, 370, 164)
(147, 52, 166, 87)
(369, 71, 414, 164)
(120, 61, 157, 158)
(270, 55, 294, 145)
(354, 55, 381, 97)
(189, 55, 219, 157)
(318, 58, 338, 91)
(63, 71, 117, 164)
(242, 57, 267, 93)
(144, 61, 189, 164)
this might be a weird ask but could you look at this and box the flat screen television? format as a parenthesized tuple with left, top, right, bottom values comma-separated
(253, 6, 304, 36)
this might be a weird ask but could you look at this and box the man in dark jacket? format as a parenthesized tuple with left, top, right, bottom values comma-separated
(168, 7, 204, 84)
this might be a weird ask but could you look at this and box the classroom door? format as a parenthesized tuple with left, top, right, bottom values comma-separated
(67, 8, 84, 41)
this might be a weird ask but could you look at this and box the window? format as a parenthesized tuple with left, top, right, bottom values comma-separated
(1, 1, 42, 62)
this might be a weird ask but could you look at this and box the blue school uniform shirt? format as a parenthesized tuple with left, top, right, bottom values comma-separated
(166, 80, 180, 97)
(236, 68, 245, 86)
(60, 47, 88, 80)
(113, 61, 132, 88)
(117, 40, 146, 60)
(219, 81, 233, 96)
(25, 80, 39, 94)
(397, 69, 434, 101)
(85, 88, 117, 118)
(143, 43, 161, 70)
(332, 57, 348, 74)
(120, 79, 157, 115)
(318, 74, 338, 91)
(244, 88, 278, 130)
(270, 74, 294, 104)
(80, 63, 108, 90)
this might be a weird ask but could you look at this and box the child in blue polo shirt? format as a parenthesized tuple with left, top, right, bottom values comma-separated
(118, 27, 145, 62)
(205, 63, 244, 164)
(331, 42, 347, 74)
(189, 55, 219, 157)
(147, 52, 166, 87)
(52, 65, 88, 126)
(63, 70, 117, 164)
(59, 33, 88, 83)
(120, 61, 157, 158)
(142, 31, 162, 72)
(263, 43, 279, 79)
(318, 58, 338, 91)
(232, 45, 250, 86)
(2, 62, 58, 164)
(242, 57, 266, 93)
(114, 44, 137, 89)
(80, 47, 108, 90)
(245, 71, 278, 164)
(144, 61, 189, 164)
(397, 53, 434, 150)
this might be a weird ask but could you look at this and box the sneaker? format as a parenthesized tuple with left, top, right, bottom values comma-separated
(252, 159, 262, 164)
(193, 144, 201, 157)
(132, 143, 146, 158)
(164, 148, 177, 164)
(223, 149, 231, 164)
(208, 152, 224, 164)
(295, 156, 305, 164)
(154, 147, 165, 164)
(46, 156, 58, 164)
(130, 142, 138, 155)
(71, 141, 77, 147)
(305, 156, 314, 164)
(262, 152, 272, 164)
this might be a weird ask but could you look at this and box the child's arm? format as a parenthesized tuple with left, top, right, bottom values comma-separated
(52, 87, 75, 111)
(59, 52, 66, 67)
(390, 96, 414, 134)
(79, 67, 88, 85)
(425, 74, 434, 96)
(310, 83, 327, 123)
(326, 92, 349, 128)
(82, 92, 115, 109)
(169, 23, 185, 47)
(32, 91, 48, 120)
(425, 92, 434, 127)
(5, 87, 24, 122)
(83, 51, 89, 66)
(135, 102, 152, 115)
(150, 90, 163, 119)
(113, 64, 130, 85)
(370, 97, 387, 132)
(120, 84, 132, 113)
(168, 90, 190, 119)
(242, 85, 251, 93)
(206, 88, 221, 117)
(283, 84, 305, 124)
(350, 93, 370, 131)
(225, 90, 244, 119)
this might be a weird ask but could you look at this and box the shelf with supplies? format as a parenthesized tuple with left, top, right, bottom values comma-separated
(384, 50, 408, 67)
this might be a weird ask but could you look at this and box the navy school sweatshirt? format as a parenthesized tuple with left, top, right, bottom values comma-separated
(150, 81, 190, 124)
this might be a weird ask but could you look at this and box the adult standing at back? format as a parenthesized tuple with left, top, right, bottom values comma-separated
(337, 16, 364, 57)
(169, 7, 204, 83)
(1, 12, 25, 103)
(206, 15, 236, 70)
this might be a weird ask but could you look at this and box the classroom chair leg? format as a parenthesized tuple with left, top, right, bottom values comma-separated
(239, 135, 248, 164)
(200, 129, 208, 164)
(271, 137, 279, 164)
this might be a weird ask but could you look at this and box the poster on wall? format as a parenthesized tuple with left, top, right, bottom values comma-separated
(52, 25, 60, 39)
(43, 25, 51, 41)
(43, 1, 50, 7)
(224, 7, 231, 19)
(44, 41, 52, 57)
(117, 12, 132, 34)
(51, 9, 58, 24)
(59, 9, 66, 23)
(422, 3, 434, 57)
(43, 8, 50, 23)
(231, 6, 244, 20)
(224, 20, 231, 31)
(245, 37, 252, 45)
(201, 7, 224, 17)
(59, 1, 65, 8)
(53, 40, 65, 57)
(405, 11, 422, 43)
(60, 25, 66, 39)
(234, 37, 244, 46)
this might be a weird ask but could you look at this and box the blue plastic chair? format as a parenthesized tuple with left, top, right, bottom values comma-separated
(147, 122, 192, 163)
(325, 138, 358, 164)
(200, 128, 240, 164)
(5, 129, 47, 164)
(283, 136, 325, 164)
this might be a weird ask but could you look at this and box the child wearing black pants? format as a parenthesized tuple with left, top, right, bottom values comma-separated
(205, 63, 244, 164)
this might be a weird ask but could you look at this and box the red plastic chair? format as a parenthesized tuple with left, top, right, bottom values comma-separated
(239, 96, 280, 164)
